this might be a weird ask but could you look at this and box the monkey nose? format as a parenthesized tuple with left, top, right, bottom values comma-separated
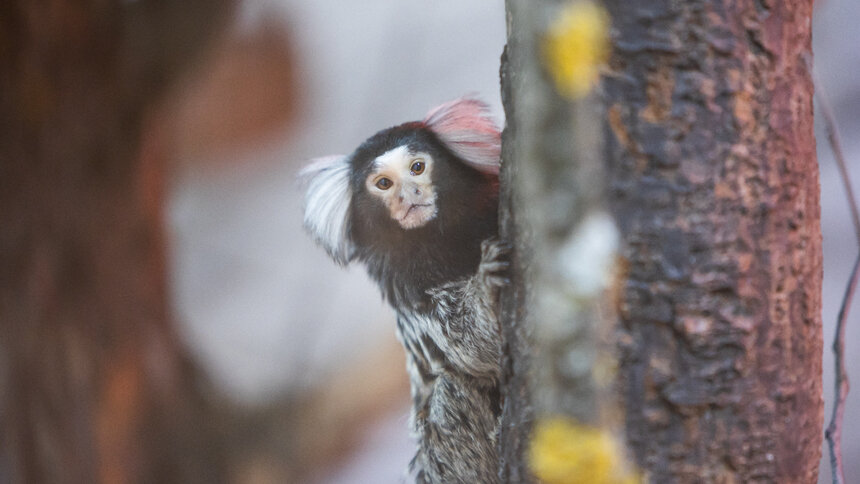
(401, 185, 422, 201)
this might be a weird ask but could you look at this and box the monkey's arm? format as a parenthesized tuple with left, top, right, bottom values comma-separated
(425, 239, 508, 379)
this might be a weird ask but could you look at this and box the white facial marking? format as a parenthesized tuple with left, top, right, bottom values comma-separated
(366, 145, 437, 229)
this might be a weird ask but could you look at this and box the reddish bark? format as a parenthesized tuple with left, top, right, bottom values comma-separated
(603, 0, 823, 481)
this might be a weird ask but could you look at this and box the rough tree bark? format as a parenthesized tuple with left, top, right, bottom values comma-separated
(0, 2, 232, 483)
(499, 1, 823, 483)
(602, 1, 823, 482)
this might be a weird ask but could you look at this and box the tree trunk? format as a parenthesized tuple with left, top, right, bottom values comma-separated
(0, 2, 232, 483)
(500, 0, 823, 482)
(497, 6, 533, 482)
(603, 1, 823, 481)
(499, 1, 626, 482)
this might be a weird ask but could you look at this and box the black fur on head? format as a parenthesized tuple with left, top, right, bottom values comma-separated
(301, 97, 501, 310)
(349, 123, 499, 309)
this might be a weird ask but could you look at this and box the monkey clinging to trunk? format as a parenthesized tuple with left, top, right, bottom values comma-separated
(301, 97, 507, 484)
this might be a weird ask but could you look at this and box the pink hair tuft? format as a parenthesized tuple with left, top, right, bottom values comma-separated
(423, 97, 501, 175)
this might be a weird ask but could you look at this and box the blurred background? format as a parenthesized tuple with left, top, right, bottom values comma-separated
(5, 1, 854, 483)
(163, 1, 859, 482)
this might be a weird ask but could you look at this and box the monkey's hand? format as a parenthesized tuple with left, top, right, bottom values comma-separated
(425, 238, 510, 379)
(476, 237, 512, 296)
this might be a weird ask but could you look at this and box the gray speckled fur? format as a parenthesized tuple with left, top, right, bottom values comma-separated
(397, 239, 506, 484)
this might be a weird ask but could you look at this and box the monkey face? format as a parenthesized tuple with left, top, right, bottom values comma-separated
(302, 97, 500, 265)
(364, 145, 437, 229)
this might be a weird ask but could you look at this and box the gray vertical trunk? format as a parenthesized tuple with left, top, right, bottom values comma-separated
(499, 1, 622, 482)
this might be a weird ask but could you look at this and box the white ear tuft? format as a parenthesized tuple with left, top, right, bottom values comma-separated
(300, 155, 353, 265)
(423, 97, 501, 175)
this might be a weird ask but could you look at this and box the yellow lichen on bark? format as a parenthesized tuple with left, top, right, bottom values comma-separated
(542, 2, 610, 99)
(529, 417, 640, 484)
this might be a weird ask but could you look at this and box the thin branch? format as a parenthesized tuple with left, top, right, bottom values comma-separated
(817, 80, 858, 484)
(817, 85, 860, 243)
(826, 253, 858, 484)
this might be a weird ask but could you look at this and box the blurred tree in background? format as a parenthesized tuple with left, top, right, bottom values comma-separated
(0, 2, 233, 482)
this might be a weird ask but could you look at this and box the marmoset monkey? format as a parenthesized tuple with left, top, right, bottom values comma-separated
(301, 98, 506, 484)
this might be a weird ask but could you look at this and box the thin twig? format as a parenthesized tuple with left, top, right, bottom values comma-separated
(817, 85, 860, 243)
(826, 253, 858, 484)
(816, 80, 858, 484)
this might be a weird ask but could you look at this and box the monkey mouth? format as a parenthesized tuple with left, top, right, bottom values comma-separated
(398, 203, 435, 229)
(403, 203, 431, 218)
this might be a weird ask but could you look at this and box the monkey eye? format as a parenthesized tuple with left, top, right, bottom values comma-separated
(375, 177, 393, 190)
(410, 161, 425, 175)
